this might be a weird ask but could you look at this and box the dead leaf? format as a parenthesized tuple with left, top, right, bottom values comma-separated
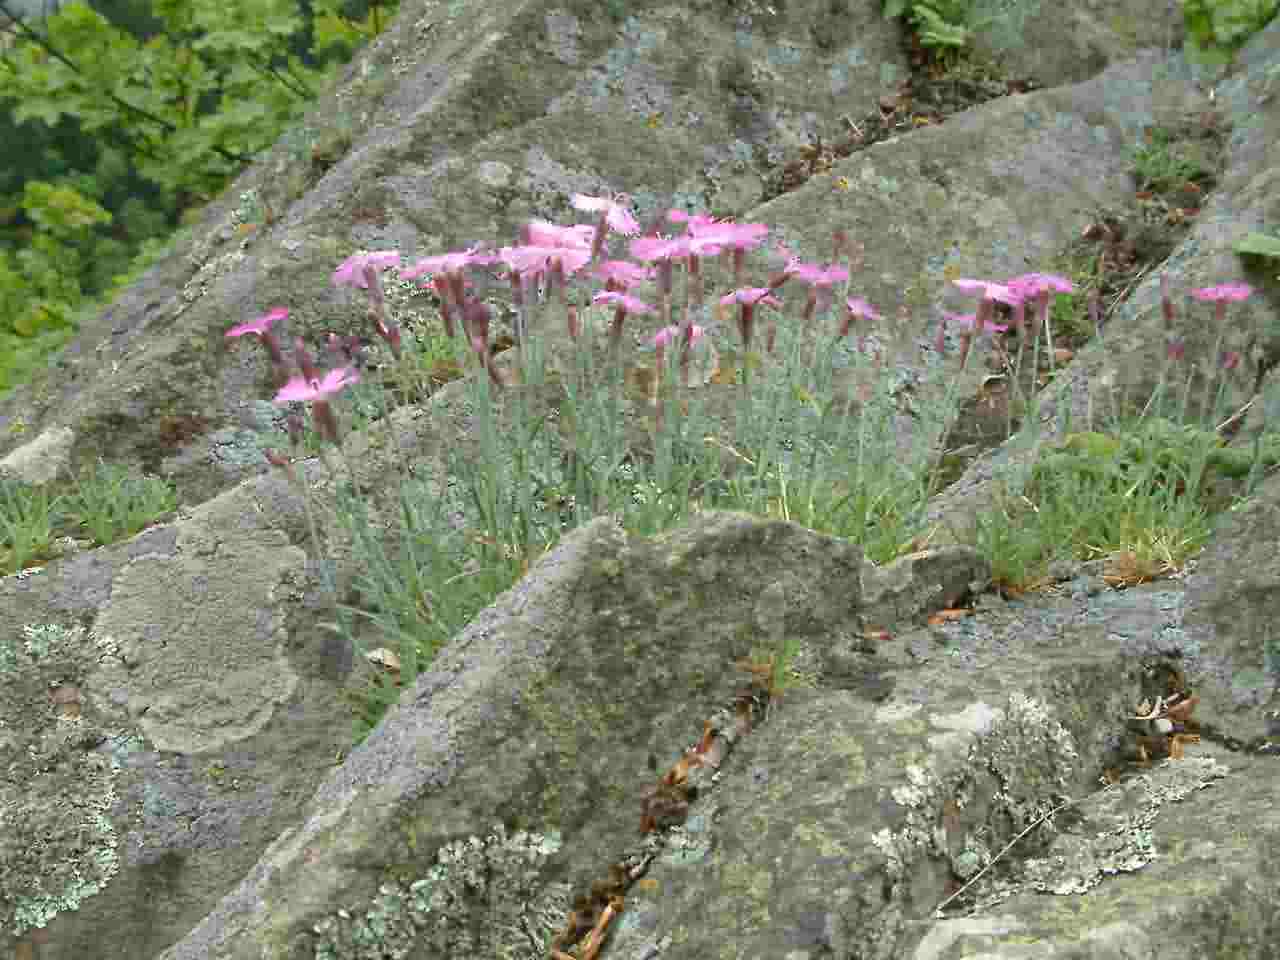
(1164, 694, 1199, 724)
(710, 362, 737, 385)
(627, 365, 656, 399)
(49, 683, 82, 718)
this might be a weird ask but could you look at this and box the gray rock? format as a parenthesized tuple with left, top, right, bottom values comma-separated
(1, 2, 1278, 959)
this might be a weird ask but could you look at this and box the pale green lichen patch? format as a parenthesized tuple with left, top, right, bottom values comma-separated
(873, 692, 1088, 896)
(310, 824, 568, 960)
(1020, 756, 1230, 897)
(0, 623, 128, 939)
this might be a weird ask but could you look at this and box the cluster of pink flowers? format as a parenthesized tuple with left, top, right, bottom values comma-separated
(224, 190, 1256, 463)
(225, 195, 885, 453)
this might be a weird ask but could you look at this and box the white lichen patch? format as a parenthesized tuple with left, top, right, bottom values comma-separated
(977, 693, 1082, 823)
(310, 823, 568, 959)
(178, 242, 250, 314)
(874, 692, 1091, 905)
(183, 199, 254, 275)
(891, 763, 935, 809)
(873, 755, 950, 884)
(1020, 756, 1230, 897)
(0, 623, 128, 938)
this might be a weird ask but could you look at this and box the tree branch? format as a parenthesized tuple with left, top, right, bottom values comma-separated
(0, 0, 251, 167)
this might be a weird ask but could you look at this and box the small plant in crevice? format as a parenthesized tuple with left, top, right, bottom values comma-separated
(971, 275, 1277, 595)
(0, 474, 64, 576)
(0, 460, 178, 577)
(881, 0, 974, 52)
(60, 460, 178, 548)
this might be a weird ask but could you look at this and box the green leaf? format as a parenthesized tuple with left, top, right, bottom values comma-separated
(21, 181, 113, 236)
(1233, 231, 1280, 259)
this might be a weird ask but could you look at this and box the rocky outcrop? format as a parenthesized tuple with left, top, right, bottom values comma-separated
(1, 2, 1277, 959)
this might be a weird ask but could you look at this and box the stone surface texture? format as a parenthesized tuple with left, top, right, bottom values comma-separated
(0, 2, 1277, 959)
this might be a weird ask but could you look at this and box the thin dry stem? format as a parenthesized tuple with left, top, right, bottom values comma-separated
(933, 783, 1113, 917)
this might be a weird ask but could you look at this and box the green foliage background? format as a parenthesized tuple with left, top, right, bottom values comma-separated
(1181, 0, 1279, 66)
(0, 0, 398, 395)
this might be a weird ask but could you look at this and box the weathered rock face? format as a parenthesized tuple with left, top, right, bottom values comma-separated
(1, 1, 1278, 959)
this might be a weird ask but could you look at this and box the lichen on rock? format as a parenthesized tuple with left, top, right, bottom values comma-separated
(309, 823, 567, 959)
(1020, 755, 1230, 897)
(0, 623, 129, 939)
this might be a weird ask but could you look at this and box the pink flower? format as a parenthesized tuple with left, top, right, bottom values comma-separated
(719, 287, 782, 308)
(332, 250, 401, 289)
(592, 290, 655, 314)
(401, 245, 496, 281)
(570, 193, 641, 237)
(721, 287, 781, 350)
(779, 260, 849, 326)
(845, 297, 881, 321)
(629, 234, 692, 263)
(227, 306, 289, 339)
(952, 277, 1024, 306)
(1192, 281, 1254, 331)
(1191, 282, 1253, 302)
(684, 219, 770, 257)
(226, 307, 289, 370)
(273, 365, 361, 447)
(667, 210, 719, 230)
(952, 277, 1023, 338)
(596, 290, 656, 347)
(332, 251, 403, 356)
(839, 297, 881, 340)
(1002, 273, 1069, 338)
(593, 259, 655, 288)
(274, 366, 361, 404)
(1004, 272, 1074, 300)
(653, 324, 705, 348)
(497, 244, 594, 278)
(523, 219, 596, 248)
(791, 262, 850, 287)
